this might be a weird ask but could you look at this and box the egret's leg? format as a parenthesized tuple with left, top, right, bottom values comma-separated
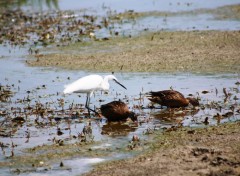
(85, 93, 99, 116)
(85, 94, 91, 116)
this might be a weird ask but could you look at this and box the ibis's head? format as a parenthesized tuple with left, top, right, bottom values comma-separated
(105, 75, 127, 90)
(129, 112, 138, 122)
(186, 97, 200, 107)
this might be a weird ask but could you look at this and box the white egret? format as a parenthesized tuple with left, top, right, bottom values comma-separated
(63, 74, 127, 115)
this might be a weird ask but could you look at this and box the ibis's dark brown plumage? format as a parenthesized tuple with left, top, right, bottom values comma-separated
(147, 90, 199, 108)
(100, 101, 137, 122)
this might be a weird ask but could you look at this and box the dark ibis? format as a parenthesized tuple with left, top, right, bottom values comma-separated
(100, 101, 137, 122)
(146, 90, 199, 108)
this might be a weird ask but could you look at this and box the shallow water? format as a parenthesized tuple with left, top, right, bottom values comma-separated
(2, 0, 240, 41)
(0, 0, 240, 175)
(63, 0, 240, 33)
(58, 0, 240, 32)
(17, 0, 240, 13)
(0, 56, 240, 175)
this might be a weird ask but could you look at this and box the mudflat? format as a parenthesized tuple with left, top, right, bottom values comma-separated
(25, 4, 240, 176)
(27, 29, 240, 176)
(84, 122, 240, 176)
(28, 30, 240, 74)
(1, 2, 240, 176)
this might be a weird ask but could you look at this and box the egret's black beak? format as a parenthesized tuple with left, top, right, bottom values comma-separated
(114, 79, 127, 90)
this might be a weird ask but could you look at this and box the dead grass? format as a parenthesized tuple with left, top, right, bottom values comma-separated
(28, 30, 240, 73)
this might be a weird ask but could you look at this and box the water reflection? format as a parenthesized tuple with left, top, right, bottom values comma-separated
(153, 108, 200, 125)
(0, 0, 59, 11)
(101, 122, 138, 136)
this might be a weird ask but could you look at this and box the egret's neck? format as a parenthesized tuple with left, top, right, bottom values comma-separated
(101, 76, 110, 91)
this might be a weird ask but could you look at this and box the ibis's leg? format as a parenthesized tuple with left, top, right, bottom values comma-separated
(85, 93, 99, 116)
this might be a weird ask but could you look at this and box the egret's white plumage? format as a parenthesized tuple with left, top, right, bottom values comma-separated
(64, 75, 104, 94)
(63, 74, 126, 115)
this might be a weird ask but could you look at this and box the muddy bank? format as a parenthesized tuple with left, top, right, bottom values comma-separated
(28, 30, 240, 73)
(84, 122, 240, 176)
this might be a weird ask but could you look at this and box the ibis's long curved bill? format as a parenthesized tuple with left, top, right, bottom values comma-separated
(114, 79, 127, 90)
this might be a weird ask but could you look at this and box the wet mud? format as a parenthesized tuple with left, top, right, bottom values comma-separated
(84, 122, 240, 176)
(0, 74, 239, 175)
(0, 2, 240, 176)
